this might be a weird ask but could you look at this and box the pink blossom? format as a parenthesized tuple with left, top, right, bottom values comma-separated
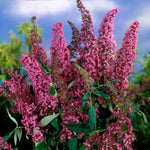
(0, 137, 13, 150)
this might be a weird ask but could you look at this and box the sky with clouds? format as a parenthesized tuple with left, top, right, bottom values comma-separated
(0, 0, 150, 72)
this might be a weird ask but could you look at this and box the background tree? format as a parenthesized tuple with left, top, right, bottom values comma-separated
(127, 53, 150, 150)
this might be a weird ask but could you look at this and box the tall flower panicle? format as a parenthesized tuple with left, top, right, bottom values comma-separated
(30, 20, 50, 67)
(112, 21, 140, 93)
(76, 0, 101, 81)
(97, 8, 118, 79)
(50, 22, 71, 103)
(50, 22, 71, 69)
(77, 0, 96, 46)
(67, 20, 81, 59)
(20, 54, 58, 116)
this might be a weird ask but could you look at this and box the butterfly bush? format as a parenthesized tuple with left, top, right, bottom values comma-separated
(0, 0, 139, 149)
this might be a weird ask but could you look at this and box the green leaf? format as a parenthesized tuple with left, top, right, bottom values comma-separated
(13, 128, 22, 146)
(50, 118, 59, 131)
(68, 79, 77, 89)
(81, 93, 89, 110)
(3, 129, 15, 143)
(88, 105, 96, 131)
(93, 91, 108, 100)
(110, 79, 118, 82)
(42, 72, 51, 77)
(39, 113, 60, 127)
(37, 59, 51, 73)
(6, 108, 18, 127)
(90, 128, 107, 137)
(92, 82, 98, 87)
(14, 129, 17, 146)
(131, 113, 138, 129)
(79, 147, 86, 150)
(35, 142, 48, 150)
(49, 85, 56, 95)
(96, 129, 107, 132)
(65, 123, 91, 133)
(94, 103, 99, 108)
(68, 137, 77, 150)
(137, 110, 148, 124)
(16, 128, 22, 142)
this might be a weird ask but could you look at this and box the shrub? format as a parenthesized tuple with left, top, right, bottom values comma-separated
(0, 0, 139, 149)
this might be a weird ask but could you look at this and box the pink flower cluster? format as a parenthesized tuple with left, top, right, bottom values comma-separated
(30, 22, 50, 67)
(2, 70, 44, 143)
(97, 8, 118, 79)
(83, 107, 135, 150)
(20, 54, 58, 115)
(112, 21, 140, 93)
(0, 137, 13, 150)
(67, 21, 81, 59)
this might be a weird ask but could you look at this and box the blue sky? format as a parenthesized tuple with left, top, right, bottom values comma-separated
(0, 0, 150, 72)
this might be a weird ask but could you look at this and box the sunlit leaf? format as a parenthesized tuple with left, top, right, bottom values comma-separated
(68, 79, 77, 89)
(17, 128, 22, 142)
(137, 110, 148, 124)
(14, 130, 17, 146)
(39, 113, 60, 127)
(6, 108, 18, 127)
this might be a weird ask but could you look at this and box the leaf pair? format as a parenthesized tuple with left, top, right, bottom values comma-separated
(3, 128, 22, 146)
(3, 108, 22, 145)
(14, 128, 22, 146)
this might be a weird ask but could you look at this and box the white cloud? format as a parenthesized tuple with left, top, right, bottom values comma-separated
(8, 0, 75, 16)
(82, 0, 118, 12)
(124, 3, 150, 31)
(6, 0, 119, 17)
(137, 5, 150, 30)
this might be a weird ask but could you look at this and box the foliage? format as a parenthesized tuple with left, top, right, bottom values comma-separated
(127, 53, 150, 150)
(0, 22, 43, 83)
